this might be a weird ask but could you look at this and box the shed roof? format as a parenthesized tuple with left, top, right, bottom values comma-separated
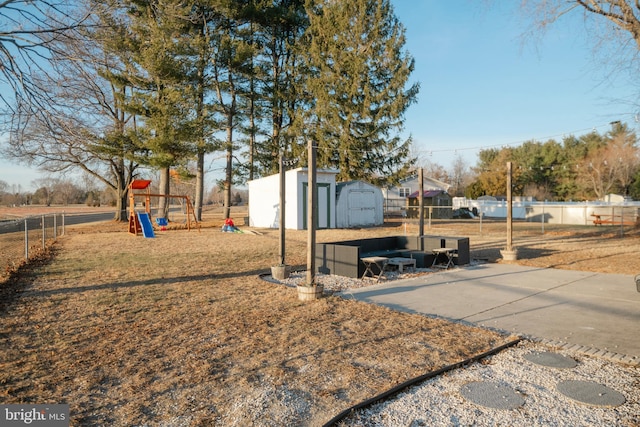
(336, 180, 380, 197)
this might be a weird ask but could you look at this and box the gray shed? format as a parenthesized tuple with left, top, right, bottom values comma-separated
(335, 181, 384, 228)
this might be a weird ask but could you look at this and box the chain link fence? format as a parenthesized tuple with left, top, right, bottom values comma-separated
(1, 213, 65, 279)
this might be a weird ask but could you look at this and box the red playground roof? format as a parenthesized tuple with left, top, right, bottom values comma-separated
(130, 179, 152, 190)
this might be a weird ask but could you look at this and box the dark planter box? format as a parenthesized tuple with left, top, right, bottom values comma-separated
(315, 235, 470, 278)
(316, 236, 420, 278)
(420, 235, 470, 265)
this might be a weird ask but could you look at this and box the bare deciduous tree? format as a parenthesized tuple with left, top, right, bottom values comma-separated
(449, 154, 472, 197)
(521, 1, 640, 80)
(0, 1, 90, 112)
(576, 131, 639, 198)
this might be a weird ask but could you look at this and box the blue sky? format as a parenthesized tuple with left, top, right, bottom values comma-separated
(393, 0, 637, 169)
(1, 0, 637, 190)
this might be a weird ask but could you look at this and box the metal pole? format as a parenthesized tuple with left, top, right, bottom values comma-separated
(306, 140, 317, 285)
(42, 215, 46, 249)
(24, 219, 29, 260)
(279, 154, 286, 265)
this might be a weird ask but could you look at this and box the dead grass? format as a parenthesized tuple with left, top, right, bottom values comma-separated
(1, 216, 639, 426)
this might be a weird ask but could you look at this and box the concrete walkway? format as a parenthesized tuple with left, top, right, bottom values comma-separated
(344, 263, 640, 364)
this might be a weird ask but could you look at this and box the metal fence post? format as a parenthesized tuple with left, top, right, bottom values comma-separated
(24, 219, 29, 260)
(42, 215, 46, 249)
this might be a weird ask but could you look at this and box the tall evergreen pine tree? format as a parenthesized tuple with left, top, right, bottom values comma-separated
(298, 0, 419, 185)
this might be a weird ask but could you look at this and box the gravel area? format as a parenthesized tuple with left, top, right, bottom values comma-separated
(267, 269, 640, 427)
(271, 267, 438, 292)
(339, 341, 640, 427)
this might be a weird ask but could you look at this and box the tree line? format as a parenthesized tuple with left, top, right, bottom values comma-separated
(467, 122, 640, 201)
(0, 177, 247, 209)
(1, 0, 417, 221)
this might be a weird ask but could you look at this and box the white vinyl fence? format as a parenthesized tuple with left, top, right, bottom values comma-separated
(456, 199, 640, 226)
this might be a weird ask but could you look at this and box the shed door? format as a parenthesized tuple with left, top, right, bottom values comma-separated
(302, 183, 331, 229)
(348, 190, 376, 226)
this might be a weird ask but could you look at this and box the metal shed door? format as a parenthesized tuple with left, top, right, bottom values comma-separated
(348, 190, 376, 226)
(302, 183, 331, 229)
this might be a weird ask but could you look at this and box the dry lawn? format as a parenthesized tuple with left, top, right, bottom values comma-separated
(1, 212, 639, 426)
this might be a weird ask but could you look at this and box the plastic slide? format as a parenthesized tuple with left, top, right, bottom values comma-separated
(137, 212, 155, 238)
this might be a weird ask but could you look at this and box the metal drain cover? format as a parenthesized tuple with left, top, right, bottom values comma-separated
(523, 351, 578, 369)
(557, 380, 626, 407)
(460, 381, 524, 409)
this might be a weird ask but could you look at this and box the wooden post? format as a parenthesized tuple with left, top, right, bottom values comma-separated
(418, 168, 424, 238)
(306, 141, 317, 285)
(500, 162, 517, 260)
(506, 161, 513, 252)
(279, 154, 286, 266)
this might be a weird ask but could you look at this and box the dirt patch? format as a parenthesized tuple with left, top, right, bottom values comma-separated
(0, 217, 638, 426)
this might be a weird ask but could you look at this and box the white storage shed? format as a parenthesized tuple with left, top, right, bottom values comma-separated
(335, 181, 384, 228)
(248, 167, 338, 230)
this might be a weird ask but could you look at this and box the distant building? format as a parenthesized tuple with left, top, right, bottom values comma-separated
(382, 175, 450, 216)
(407, 190, 453, 219)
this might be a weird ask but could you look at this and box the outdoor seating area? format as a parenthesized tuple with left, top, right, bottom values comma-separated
(316, 235, 469, 279)
(431, 247, 458, 269)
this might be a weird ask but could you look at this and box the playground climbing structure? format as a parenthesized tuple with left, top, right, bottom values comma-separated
(128, 179, 199, 236)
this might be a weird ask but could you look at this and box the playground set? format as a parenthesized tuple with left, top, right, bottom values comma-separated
(128, 179, 199, 238)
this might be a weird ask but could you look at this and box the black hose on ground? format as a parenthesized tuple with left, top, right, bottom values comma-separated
(323, 337, 523, 427)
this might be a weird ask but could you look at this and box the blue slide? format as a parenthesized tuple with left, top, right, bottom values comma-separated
(137, 212, 155, 238)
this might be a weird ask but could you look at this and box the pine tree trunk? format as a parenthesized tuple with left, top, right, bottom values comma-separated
(223, 146, 232, 220)
(158, 168, 170, 219)
(195, 150, 204, 221)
